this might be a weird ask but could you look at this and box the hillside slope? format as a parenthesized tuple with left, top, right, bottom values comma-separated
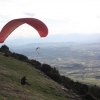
(0, 52, 77, 100)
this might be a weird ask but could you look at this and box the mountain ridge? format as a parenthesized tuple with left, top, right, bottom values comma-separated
(2, 33, 100, 47)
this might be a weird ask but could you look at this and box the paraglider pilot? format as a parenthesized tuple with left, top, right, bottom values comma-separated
(21, 76, 31, 86)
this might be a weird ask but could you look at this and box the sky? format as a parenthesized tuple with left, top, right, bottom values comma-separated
(0, 0, 100, 40)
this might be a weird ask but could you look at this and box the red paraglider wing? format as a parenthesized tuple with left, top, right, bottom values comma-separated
(36, 47, 40, 50)
(0, 18, 48, 43)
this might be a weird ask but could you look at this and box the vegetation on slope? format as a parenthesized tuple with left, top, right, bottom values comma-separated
(0, 52, 72, 100)
(0, 44, 100, 100)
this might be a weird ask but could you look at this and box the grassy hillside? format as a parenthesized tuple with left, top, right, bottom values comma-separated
(0, 52, 74, 100)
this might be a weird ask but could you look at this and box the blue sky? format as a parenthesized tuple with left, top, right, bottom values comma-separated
(0, 0, 100, 40)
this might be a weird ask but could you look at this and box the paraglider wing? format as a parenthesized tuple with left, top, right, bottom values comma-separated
(36, 47, 40, 54)
(36, 47, 40, 50)
(0, 18, 48, 43)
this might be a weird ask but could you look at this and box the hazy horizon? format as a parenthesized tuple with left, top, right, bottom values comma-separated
(0, 33, 99, 47)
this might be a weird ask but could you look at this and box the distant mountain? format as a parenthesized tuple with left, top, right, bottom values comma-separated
(1, 33, 100, 47)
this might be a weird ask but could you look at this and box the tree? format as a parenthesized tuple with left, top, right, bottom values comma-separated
(0, 45, 9, 53)
(41, 64, 52, 73)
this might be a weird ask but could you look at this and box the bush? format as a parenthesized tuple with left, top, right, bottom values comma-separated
(0, 45, 10, 53)
(41, 64, 52, 73)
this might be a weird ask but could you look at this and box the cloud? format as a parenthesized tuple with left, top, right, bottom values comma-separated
(23, 12, 35, 17)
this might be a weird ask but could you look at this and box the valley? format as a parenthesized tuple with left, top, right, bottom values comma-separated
(10, 42, 100, 85)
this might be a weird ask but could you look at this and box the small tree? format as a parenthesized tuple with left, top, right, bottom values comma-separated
(0, 45, 9, 53)
(41, 64, 52, 73)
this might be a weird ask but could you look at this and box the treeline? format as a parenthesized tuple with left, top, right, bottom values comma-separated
(0, 45, 100, 100)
